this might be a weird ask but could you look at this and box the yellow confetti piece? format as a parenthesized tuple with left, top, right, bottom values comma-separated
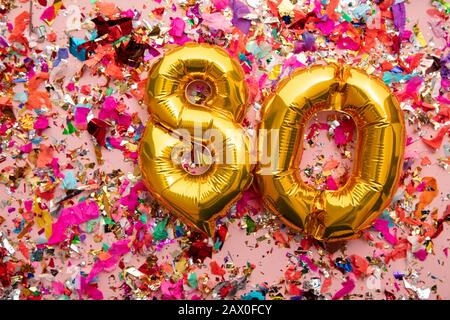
(19, 113, 35, 131)
(426, 240, 434, 254)
(125, 142, 138, 152)
(175, 257, 187, 273)
(268, 64, 281, 80)
(413, 24, 427, 47)
(34, 199, 53, 239)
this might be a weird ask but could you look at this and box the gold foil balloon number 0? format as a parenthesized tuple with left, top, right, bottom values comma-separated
(139, 44, 405, 242)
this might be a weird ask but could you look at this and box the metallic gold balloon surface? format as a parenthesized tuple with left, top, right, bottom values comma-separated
(139, 43, 253, 236)
(256, 64, 405, 241)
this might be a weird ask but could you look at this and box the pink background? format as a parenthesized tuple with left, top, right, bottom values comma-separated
(1, 0, 449, 300)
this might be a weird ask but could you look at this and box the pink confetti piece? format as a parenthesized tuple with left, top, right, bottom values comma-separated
(47, 201, 100, 245)
(326, 176, 338, 190)
(169, 18, 185, 38)
(51, 281, 65, 295)
(317, 18, 335, 36)
(161, 279, 184, 299)
(336, 37, 360, 51)
(332, 278, 355, 300)
(86, 239, 130, 283)
(40, 0, 64, 26)
(119, 181, 146, 212)
(74, 107, 91, 128)
(299, 254, 318, 272)
(212, 0, 229, 11)
(202, 13, 233, 32)
(414, 249, 428, 261)
(373, 219, 398, 245)
(34, 115, 49, 130)
(19, 143, 33, 153)
(79, 276, 104, 300)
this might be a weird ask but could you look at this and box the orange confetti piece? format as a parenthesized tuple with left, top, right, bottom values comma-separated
(105, 62, 125, 80)
(419, 177, 438, 207)
(95, 2, 120, 18)
(323, 159, 339, 171)
(98, 252, 112, 261)
(37, 144, 54, 168)
(273, 230, 290, 248)
(27, 73, 52, 110)
(326, 0, 340, 21)
(421, 156, 432, 166)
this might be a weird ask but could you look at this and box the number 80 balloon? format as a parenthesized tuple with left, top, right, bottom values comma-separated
(139, 44, 405, 242)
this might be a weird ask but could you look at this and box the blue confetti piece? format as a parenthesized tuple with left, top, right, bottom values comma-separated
(30, 136, 43, 145)
(12, 78, 27, 83)
(14, 91, 28, 104)
(175, 225, 185, 237)
(380, 209, 396, 227)
(352, 4, 371, 20)
(54, 48, 69, 67)
(62, 170, 78, 190)
(13, 219, 25, 234)
(382, 72, 417, 85)
(391, 66, 404, 74)
(69, 37, 88, 61)
(241, 290, 265, 300)
(335, 257, 353, 273)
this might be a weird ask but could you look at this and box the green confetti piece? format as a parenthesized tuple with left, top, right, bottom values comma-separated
(272, 28, 277, 38)
(86, 219, 99, 233)
(63, 121, 77, 135)
(342, 12, 352, 22)
(214, 239, 223, 251)
(245, 215, 256, 235)
(112, 35, 130, 47)
(103, 216, 114, 225)
(433, 0, 450, 14)
(72, 235, 80, 244)
(102, 243, 110, 252)
(188, 272, 198, 289)
(106, 87, 114, 96)
(139, 214, 147, 224)
(153, 217, 168, 241)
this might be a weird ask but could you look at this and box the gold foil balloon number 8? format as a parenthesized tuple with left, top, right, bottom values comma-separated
(139, 44, 253, 236)
(139, 44, 405, 241)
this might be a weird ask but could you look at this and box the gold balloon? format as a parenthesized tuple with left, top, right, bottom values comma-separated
(139, 43, 253, 236)
(256, 64, 405, 241)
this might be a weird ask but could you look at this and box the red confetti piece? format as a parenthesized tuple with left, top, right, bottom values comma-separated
(87, 118, 110, 147)
(421, 126, 449, 150)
